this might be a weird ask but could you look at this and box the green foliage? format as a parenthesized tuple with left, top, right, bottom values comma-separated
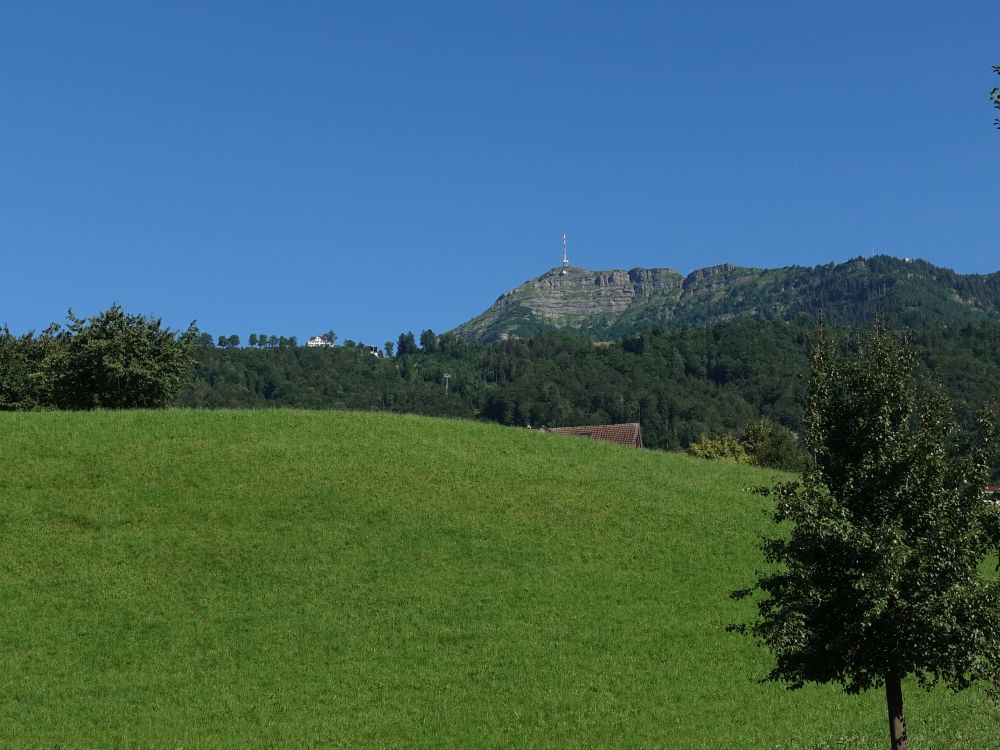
(455, 256, 1000, 344)
(735, 325, 1000, 718)
(420, 329, 438, 353)
(11, 301, 997, 472)
(174, 318, 1000, 475)
(178, 343, 474, 418)
(221, 334, 243, 348)
(48, 306, 197, 409)
(0, 324, 54, 410)
(396, 331, 418, 357)
(0, 305, 195, 410)
(688, 418, 808, 470)
(0, 328, 28, 409)
(741, 418, 809, 472)
(688, 433, 753, 464)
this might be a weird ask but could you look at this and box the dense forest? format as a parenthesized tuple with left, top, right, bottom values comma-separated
(6, 306, 1000, 471)
(178, 320, 1000, 459)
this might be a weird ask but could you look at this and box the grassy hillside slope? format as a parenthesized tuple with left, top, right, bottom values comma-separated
(1, 411, 997, 748)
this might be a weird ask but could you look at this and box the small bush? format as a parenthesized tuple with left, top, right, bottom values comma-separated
(687, 418, 808, 471)
(687, 433, 752, 464)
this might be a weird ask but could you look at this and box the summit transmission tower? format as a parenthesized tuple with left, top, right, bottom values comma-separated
(560, 233, 569, 275)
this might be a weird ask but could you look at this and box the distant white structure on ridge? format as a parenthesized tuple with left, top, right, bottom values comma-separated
(307, 336, 333, 347)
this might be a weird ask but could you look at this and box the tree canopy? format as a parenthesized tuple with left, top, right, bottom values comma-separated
(1, 305, 196, 410)
(733, 325, 1000, 749)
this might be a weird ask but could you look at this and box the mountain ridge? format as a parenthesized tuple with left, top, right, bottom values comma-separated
(451, 256, 1000, 342)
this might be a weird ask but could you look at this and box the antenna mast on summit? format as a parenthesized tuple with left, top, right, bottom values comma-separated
(561, 233, 569, 274)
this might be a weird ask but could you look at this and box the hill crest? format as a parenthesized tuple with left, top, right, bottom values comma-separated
(451, 256, 1000, 342)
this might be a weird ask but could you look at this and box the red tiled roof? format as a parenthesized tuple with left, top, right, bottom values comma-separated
(546, 423, 643, 448)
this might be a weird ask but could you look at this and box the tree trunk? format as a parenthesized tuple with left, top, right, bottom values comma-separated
(885, 674, 909, 750)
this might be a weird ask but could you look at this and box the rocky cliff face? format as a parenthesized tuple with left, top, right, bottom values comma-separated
(450, 264, 722, 342)
(449, 257, 1000, 343)
(489, 266, 684, 321)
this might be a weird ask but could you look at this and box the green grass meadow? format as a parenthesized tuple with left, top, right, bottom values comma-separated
(1, 411, 998, 748)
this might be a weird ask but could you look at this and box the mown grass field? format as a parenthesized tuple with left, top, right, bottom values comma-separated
(2, 410, 998, 748)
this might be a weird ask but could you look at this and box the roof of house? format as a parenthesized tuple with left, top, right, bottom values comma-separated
(545, 423, 643, 448)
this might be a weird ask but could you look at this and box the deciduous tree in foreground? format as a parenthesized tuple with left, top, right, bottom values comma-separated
(733, 324, 1000, 750)
(0, 305, 196, 410)
(51, 305, 197, 409)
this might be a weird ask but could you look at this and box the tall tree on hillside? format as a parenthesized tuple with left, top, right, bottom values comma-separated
(248, 333, 258, 348)
(733, 324, 1000, 750)
(420, 329, 438, 353)
(396, 332, 418, 358)
(47, 305, 196, 409)
(227, 334, 240, 349)
(384, 340, 394, 358)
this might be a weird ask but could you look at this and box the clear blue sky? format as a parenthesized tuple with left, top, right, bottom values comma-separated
(3, 1, 998, 346)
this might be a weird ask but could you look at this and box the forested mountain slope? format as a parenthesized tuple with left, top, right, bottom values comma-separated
(451, 256, 1000, 342)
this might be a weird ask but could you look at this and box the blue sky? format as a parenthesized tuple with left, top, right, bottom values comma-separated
(2, 1, 998, 346)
